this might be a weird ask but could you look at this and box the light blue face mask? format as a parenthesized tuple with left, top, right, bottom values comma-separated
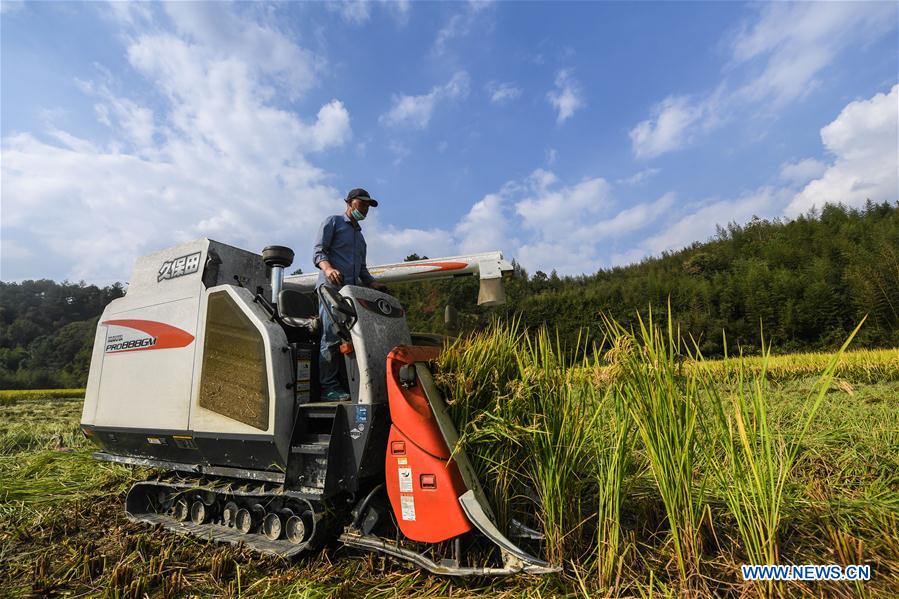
(351, 208, 366, 221)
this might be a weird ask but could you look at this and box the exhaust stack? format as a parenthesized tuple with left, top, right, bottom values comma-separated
(262, 246, 295, 307)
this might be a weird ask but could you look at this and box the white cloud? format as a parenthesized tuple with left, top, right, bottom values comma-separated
(787, 84, 898, 216)
(730, 3, 896, 108)
(618, 84, 899, 265)
(1, 0, 24, 15)
(373, 0, 411, 26)
(326, 1, 371, 25)
(78, 78, 156, 150)
(454, 193, 512, 254)
(545, 148, 557, 165)
(93, 103, 111, 126)
(365, 224, 456, 264)
(344, 168, 616, 275)
(380, 94, 437, 130)
(547, 69, 584, 124)
(629, 2, 896, 158)
(613, 187, 785, 265)
(350, 169, 707, 276)
(307, 100, 353, 151)
(376, 81, 896, 273)
(618, 167, 660, 186)
(778, 158, 826, 186)
(442, 71, 471, 97)
(516, 170, 610, 237)
(387, 140, 410, 166)
(629, 96, 701, 159)
(486, 81, 521, 104)
(1, 3, 350, 283)
(629, 91, 723, 159)
(105, 1, 153, 27)
(583, 192, 676, 240)
(515, 241, 589, 277)
(359, 192, 509, 265)
(380, 71, 470, 129)
(432, 0, 493, 56)
(325, 0, 412, 26)
(159, 2, 321, 100)
(0, 238, 32, 262)
(388, 0, 412, 22)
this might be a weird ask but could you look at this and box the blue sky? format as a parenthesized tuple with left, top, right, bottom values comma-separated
(1, 1, 897, 284)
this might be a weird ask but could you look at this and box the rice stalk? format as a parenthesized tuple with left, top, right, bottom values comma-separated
(700, 320, 864, 596)
(592, 361, 633, 590)
(604, 307, 705, 583)
(519, 328, 599, 566)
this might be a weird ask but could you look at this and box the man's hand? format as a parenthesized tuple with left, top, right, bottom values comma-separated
(324, 266, 343, 286)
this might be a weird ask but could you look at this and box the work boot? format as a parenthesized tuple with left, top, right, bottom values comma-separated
(322, 389, 350, 401)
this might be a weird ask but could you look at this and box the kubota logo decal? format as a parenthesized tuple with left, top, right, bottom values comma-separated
(158, 251, 202, 282)
(103, 320, 195, 354)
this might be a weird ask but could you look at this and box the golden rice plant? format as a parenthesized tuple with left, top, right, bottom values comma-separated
(698, 347, 898, 384)
(602, 308, 706, 585)
(0, 388, 86, 404)
(699, 322, 863, 597)
(438, 321, 633, 575)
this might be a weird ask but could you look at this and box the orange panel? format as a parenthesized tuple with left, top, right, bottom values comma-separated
(389, 345, 442, 364)
(385, 425, 472, 543)
(386, 350, 448, 459)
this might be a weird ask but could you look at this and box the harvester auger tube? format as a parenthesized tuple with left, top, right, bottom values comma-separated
(339, 345, 560, 576)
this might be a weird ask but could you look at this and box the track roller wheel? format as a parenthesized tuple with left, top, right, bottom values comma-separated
(263, 512, 284, 540)
(190, 500, 208, 524)
(173, 498, 189, 522)
(236, 504, 265, 534)
(285, 514, 307, 545)
(222, 501, 239, 527)
(235, 509, 253, 533)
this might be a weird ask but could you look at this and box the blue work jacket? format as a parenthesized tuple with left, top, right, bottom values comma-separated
(313, 213, 375, 289)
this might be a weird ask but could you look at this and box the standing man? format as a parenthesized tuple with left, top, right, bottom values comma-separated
(313, 188, 386, 401)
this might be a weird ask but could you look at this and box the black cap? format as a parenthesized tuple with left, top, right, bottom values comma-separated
(345, 188, 379, 207)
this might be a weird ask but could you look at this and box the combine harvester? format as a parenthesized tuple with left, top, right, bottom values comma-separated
(80, 239, 555, 575)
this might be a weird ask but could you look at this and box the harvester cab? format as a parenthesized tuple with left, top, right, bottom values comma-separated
(79, 238, 556, 575)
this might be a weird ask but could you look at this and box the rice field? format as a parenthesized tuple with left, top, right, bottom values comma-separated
(697, 347, 899, 385)
(0, 388, 87, 405)
(0, 320, 897, 597)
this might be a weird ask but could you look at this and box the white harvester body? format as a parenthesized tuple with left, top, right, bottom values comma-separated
(79, 238, 553, 575)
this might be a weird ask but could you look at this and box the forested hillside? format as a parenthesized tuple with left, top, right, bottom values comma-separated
(0, 281, 124, 389)
(394, 201, 899, 356)
(1, 202, 896, 389)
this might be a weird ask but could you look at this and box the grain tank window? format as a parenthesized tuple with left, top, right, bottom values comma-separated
(199, 291, 269, 431)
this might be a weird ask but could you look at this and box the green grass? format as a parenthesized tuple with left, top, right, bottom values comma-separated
(0, 388, 85, 405)
(1, 325, 897, 597)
